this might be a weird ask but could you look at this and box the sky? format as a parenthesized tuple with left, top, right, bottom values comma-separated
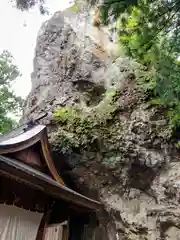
(0, 0, 72, 98)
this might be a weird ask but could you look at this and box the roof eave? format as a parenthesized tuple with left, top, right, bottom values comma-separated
(0, 155, 102, 211)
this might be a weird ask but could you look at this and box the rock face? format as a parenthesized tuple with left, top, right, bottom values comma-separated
(24, 9, 180, 240)
(23, 9, 116, 121)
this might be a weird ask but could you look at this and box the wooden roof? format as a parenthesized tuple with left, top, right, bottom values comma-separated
(0, 123, 102, 212)
(0, 124, 64, 184)
(0, 155, 101, 210)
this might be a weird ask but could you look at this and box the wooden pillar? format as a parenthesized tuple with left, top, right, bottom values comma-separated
(62, 223, 68, 240)
(36, 202, 53, 240)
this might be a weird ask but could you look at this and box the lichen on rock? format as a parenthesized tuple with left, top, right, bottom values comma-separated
(23, 8, 180, 240)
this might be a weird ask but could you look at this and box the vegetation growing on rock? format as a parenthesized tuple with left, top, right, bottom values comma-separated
(83, 0, 180, 132)
(53, 86, 123, 158)
(52, 51, 175, 160)
(52, 61, 172, 196)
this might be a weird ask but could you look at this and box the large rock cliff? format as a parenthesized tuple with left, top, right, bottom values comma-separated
(24, 8, 180, 240)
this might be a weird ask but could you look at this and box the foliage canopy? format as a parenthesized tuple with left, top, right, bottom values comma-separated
(88, 0, 180, 129)
(0, 51, 24, 133)
(14, 0, 49, 14)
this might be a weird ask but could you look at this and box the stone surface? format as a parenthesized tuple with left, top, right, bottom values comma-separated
(23, 9, 180, 240)
(23, 9, 115, 122)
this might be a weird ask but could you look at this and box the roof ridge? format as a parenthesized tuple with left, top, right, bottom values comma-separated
(0, 113, 48, 143)
(0, 124, 28, 143)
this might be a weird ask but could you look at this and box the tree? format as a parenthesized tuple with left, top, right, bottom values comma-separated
(14, 0, 49, 14)
(14, 0, 75, 14)
(85, 0, 180, 129)
(86, 0, 180, 56)
(15, 0, 42, 10)
(0, 51, 24, 133)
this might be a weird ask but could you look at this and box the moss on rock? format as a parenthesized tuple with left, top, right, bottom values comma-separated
(52, 87, 124, 163)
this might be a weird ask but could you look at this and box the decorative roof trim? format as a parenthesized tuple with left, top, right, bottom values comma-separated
(41, 129, 65, 185)
(0, 125, 65, 185)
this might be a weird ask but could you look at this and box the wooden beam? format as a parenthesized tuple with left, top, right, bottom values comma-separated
(0, 155, 102, 211)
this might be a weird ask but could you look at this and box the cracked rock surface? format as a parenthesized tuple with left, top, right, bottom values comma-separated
(23, 10, 180, 240)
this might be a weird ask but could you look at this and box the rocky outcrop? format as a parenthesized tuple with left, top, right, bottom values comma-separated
(23, 8, 117, 122)
(24, 8, 180, 240)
